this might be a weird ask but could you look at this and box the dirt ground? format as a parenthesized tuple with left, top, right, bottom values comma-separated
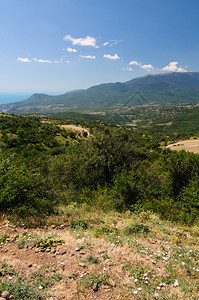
(0, 223, 134, 299)
(166, 139, 199, 153)
(58, 125, 90, 137)
(0, 217, 198, 300)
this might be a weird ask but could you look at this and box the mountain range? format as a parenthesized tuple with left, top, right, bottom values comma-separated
(1, 72, 199, 114)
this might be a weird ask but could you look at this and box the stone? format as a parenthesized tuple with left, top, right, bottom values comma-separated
(57, 249, 66, 255)
(1, 291, 10, 299)
(93, 283, 99, 292)
(28, 264, 32, 268)
(107, 244, 115, 252)
(75, 246, 83, 252)
(79, 263, 86, 268)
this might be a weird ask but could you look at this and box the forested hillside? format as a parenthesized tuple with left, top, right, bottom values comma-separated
(1, 72, 199, 114)
(0, 113, 198, 226)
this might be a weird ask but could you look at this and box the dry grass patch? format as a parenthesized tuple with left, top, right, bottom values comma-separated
(166, 138, 199, 153)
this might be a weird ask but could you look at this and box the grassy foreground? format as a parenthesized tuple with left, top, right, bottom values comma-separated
(0, 205, 198, 300)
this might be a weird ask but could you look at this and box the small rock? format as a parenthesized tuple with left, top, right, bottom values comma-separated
(79, 263, 86, 268)
(80, 251, 86, 255)
(75, 246, 83, 252)
(107, 244, 115, 252)
(57, 249, 66, 255)
(28, 264, 32, 268)
(35, 249, 39, 253)
(47, 297, 59, 300)
(51, 249, 56, 254)
(46, 249, 51, 252)
(93, 283, 99, 292)
(51, 225, 56, 229)
(9, 296, 14, 299)
(149, 239, 157, 244)
(69, 253, 75, 257)
(28, 242, 36, 249)
(1, 290, 10, 299)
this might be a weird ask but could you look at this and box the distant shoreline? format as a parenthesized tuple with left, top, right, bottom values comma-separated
(0, 94, 30, 105)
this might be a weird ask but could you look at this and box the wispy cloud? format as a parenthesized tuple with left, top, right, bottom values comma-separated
(64, 34, 98, 48)
(129, 60, 154, 71)
(104, 54, 120, 60)
(17, 57, 31, 63)
(79, 55, 96, 59)
(33, 58, 52, 63)
(103, 40, 122, 47)
(67, 47, 77, 53)
(53, 59, 63, 64)
(122, 66, 133, 71)
(161, 62, 187, 72)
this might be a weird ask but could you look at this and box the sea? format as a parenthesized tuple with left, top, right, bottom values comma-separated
(0, 93, 31, 105)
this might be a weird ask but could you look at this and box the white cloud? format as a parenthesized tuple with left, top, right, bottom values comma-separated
(161, 62, 187, 72)
(79, 55, 96, 59)
(64, 34, 98, 48)
(67, 47, 77, 53)
(33, 58, 52, 63)
(17, 57, 31, 63)
(103, 42, 109, 46)
(129, 60, 154, 71)
(129, 60, 140, 66)
(104, 54, 120, 60)
(141, 64, 154, 70)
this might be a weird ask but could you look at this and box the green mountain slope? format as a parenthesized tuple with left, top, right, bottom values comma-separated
(1, 72, 199, 113)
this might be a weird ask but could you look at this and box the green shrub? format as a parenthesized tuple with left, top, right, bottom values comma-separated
(93, 224, 118, 237)
(36, 237, 64, 250)
(123, 223, 150, 235)
(70, 219, 88, 230)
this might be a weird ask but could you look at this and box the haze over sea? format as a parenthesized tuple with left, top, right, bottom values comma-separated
(0, 94, 30, 105)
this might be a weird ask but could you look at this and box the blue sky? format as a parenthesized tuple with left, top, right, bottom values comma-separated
(0, 0, 199, 94)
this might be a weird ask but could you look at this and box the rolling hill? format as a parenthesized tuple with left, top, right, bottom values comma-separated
(1, 72, 199, 114)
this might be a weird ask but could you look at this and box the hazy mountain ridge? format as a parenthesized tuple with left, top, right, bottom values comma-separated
(1, 72, 199, 113)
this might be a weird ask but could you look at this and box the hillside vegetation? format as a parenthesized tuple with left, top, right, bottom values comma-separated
(0, 113, 198, 226)
(0, 112, 198, 299)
